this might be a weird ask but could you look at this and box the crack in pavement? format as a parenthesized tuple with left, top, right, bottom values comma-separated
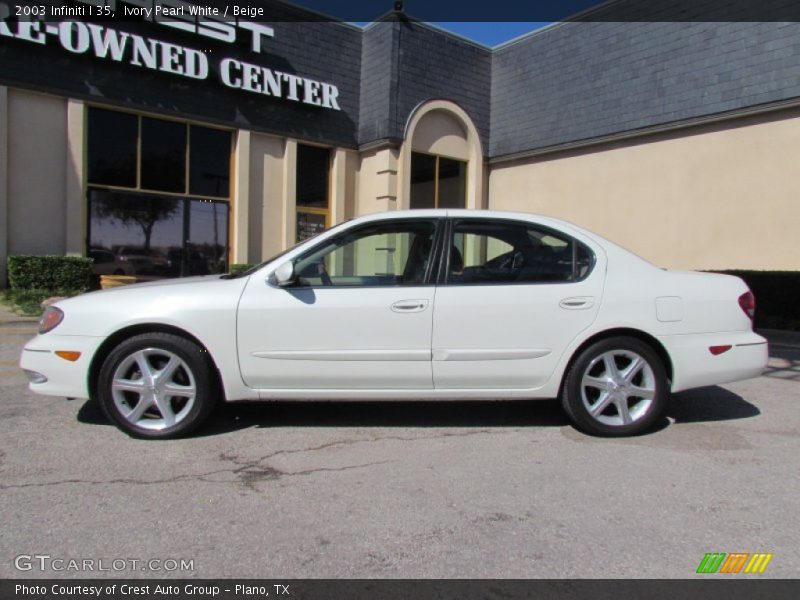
(0, 428, 506, 491)
(0, 460, 389, 490)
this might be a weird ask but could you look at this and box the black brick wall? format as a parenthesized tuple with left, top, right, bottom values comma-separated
(491, 20, 800, 157)
(358, 21, 398, 145)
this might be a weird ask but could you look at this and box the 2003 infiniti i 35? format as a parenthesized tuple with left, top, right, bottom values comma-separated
(20, 210, 768, 439)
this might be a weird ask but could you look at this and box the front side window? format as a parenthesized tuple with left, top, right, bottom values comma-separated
(447, 220, 594, 285)
(292, 220, 438, 287)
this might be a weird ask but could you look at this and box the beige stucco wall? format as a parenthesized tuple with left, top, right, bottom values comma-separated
(411, 109, 470, 160)
(488, 110, 800, 271)
(6, 89, 68, 257)
(357, 146, 399, 215)
(248, 133, 286, 262)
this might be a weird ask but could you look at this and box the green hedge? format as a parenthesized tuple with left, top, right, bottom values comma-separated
(228, 263, 256, 275)
(8, 255, 93, 291)
(712, 270, 800, 331)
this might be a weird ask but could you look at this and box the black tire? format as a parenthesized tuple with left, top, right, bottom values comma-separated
(97, 332, 218, 439)
(562, 336, 668, 437)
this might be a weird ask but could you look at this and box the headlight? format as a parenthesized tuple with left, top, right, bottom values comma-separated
(39, 306, 64, 334)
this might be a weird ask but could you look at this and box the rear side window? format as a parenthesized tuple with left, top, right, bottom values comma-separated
(447, 220, 595, 285)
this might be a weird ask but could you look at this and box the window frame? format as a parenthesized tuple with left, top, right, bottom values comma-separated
(288, 218, 446, 289)
(437, 218, 596, 286)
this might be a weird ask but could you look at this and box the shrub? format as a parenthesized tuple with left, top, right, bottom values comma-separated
(228, 263, 255, 275)
(7, 255, 93, 291)
(711, 270, 800, 331)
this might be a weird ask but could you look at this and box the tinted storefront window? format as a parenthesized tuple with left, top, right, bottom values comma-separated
(87, 109, 138, 187)
(296, 144, 330, 241)
(410, 153, 437, 209)
(88, 189, 229, 280)
(190, 126, 231, 197)
(86, 107, 232, 280)
(141, 117, 187, 193)
(410, 152, 466, 209)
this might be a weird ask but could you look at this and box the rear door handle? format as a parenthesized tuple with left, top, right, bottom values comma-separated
(391, 299, 429, 313)
(559, 296, 594, 310)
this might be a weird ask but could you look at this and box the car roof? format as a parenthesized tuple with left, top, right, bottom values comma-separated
(349, 209, 586, 235)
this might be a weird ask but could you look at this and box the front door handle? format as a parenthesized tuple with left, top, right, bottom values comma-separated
(559, 296, 594, 310)
(391, 299, 429, 313)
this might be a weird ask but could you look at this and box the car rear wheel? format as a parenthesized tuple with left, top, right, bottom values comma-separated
(562, 336, 668, 436)
(97, 332, 217, 439)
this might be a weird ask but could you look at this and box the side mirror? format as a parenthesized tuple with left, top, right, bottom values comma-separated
(271, 261, 295, 287)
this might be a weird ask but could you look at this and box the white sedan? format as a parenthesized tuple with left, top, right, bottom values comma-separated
(20, 210, 768, 438)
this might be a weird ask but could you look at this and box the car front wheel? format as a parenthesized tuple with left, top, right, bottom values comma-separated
(97, 332, 217, 439)
(562, 337, 668, 436)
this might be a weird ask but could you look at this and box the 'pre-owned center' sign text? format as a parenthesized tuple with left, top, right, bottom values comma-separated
(0, 1, 341, 110)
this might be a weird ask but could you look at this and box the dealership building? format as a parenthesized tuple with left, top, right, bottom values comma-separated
(1, 0, 799, 283)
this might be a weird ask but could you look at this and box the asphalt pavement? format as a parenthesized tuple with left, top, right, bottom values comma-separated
(1, 308, 798, 578)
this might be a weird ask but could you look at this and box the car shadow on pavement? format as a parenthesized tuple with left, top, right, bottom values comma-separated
(76, 385, 761, 438)
(666, 386, 760, 424)
(77, 397, 572, 435)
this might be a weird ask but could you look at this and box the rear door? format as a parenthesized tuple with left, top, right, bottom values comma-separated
(432, 217, 604, 390)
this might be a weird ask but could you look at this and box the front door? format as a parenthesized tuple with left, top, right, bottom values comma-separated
(432, 218, 604, 390)
(237, 218, 442, 390)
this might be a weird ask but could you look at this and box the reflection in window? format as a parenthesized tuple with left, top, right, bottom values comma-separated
(410, 152, 466, 209)
(448, 221, 594, 285)
(88, 188, 228, 281)
(293, 220, 437, 287)
(87, 108, 137, 187)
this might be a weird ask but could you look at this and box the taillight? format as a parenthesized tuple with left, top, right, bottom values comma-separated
(738, 291, 755, 320)
(39, 306, 64, 334)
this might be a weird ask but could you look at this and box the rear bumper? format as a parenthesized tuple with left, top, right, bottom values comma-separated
(19, 334, 103, 399)
(657, 331, 768, 393)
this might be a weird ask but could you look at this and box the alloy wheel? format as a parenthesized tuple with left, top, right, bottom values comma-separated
(579, 349, 656, 427)
(110, 348, 197, 431)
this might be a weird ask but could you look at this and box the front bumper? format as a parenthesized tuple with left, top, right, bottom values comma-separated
(19, 334, 104, 399)
(658, 330, 769, 393)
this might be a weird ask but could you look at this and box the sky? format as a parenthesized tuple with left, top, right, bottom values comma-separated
(352, 22, 552, 48)
(417, 22, 552, 47)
